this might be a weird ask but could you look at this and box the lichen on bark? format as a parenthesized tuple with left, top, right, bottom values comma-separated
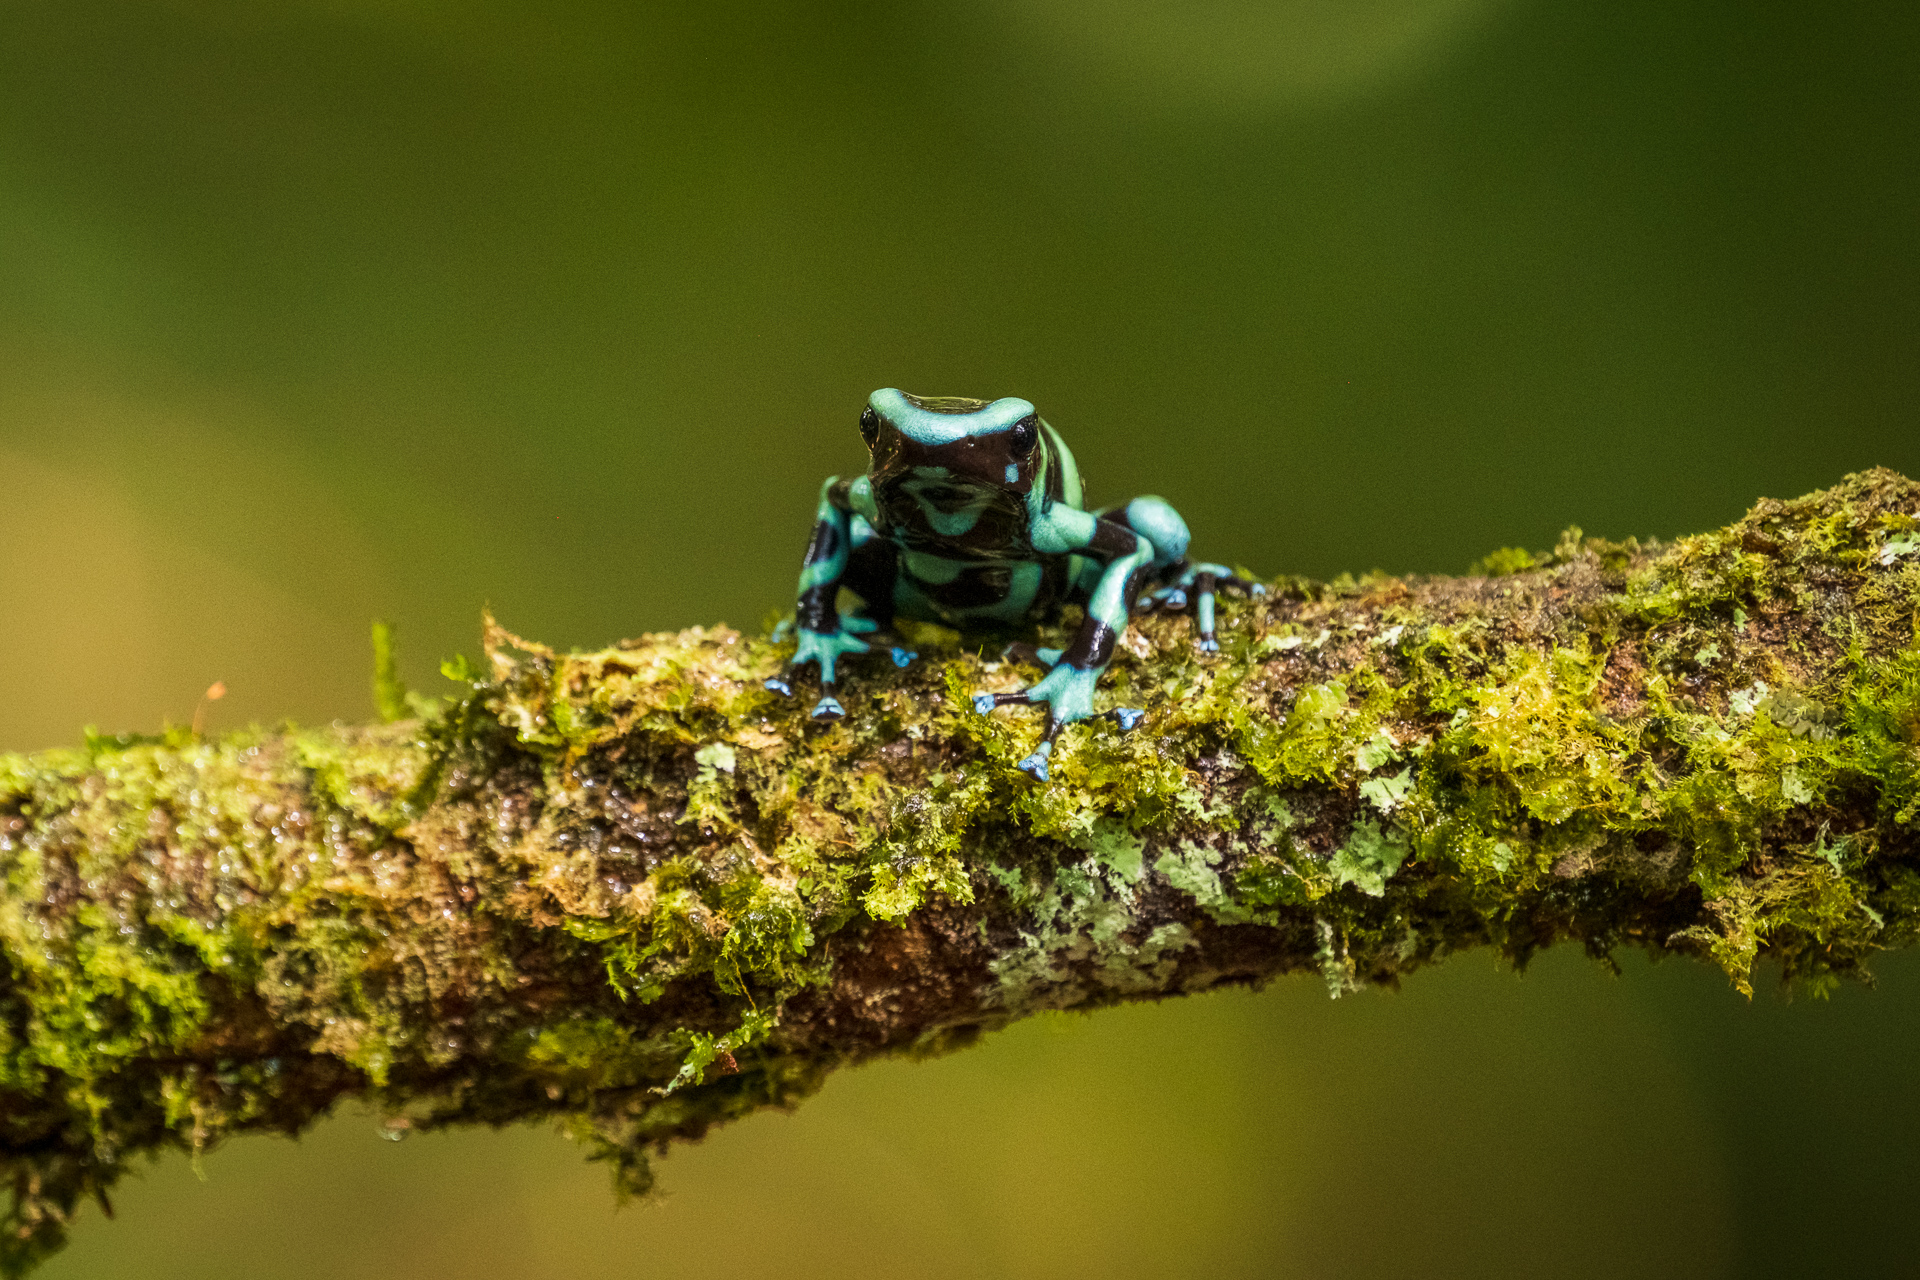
(4, 469, 1919, 1274)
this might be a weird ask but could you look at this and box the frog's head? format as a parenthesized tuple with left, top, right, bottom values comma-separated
(861, 389, 1045, 491)
(860, 388, 1054, 548)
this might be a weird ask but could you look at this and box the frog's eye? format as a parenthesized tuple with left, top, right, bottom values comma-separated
(859, 407, 880, 448)
(1008, 416, 1038, 458)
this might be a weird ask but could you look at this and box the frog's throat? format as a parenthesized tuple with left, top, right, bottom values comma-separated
(870, 387, 1035, 446)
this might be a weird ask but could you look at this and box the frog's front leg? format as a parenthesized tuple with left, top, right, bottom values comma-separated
(978, 513, 1153, 781)
(767, 476, 893, 721)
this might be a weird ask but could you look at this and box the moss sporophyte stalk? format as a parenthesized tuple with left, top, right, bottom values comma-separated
(4, 470, 1919, 1274)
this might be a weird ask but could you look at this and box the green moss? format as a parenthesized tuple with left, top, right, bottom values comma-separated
(291, 725, 435, 832)
(1231, 679, 1380, 789)
(480, 466, 1920, 1011)
(657, 1008, 779, 1095)
(716, 879, 815, 995)
(853, 708, 990, 922)
(5, 471, 1920, 1275)
(1471, 547, 1539, 576)
(1841, 637, 1920, 825)
(1445, 643, 1629, 825)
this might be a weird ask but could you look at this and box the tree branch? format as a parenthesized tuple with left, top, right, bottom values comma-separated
(5, 470, 1919, 1272)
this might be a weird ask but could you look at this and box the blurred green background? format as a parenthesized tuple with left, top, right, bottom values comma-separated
(3, 1, 1917, 1276)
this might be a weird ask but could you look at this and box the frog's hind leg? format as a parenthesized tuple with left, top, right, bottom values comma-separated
(1092, 498, 1264, 650)
(1093, 497, 1243, 646)
(1163, 562, 1265, 651)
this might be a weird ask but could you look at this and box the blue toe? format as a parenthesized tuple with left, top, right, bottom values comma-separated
(764, 677, 792, 696)
(1199, 638, 1220, 653)
(1165, 589, 1188, 609)
(1114, 708, 1145, 731)
(810, 695, 845, 721)
(1016, 742, 1053, 782)
(891, 646, 917, 668)
(1251, 583, 1269, 597)
(972, 692, 997, 715)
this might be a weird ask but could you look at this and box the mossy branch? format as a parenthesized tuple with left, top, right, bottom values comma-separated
(6, 471, 1920, 1273)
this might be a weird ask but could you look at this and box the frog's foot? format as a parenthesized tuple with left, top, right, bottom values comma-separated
(890, 645, 918, 668)
(761, 680, 848, 721)
(1004, 704, 1143, 778)
(968, 689, 1056, 778)
(1006, 663, 1100, 727)
(789, 626, 873, 683)
(1016, 738, 1055, 782)
(1185, 563, 1265, 651)
(971, 663, 1112, 781)
(767, 626, 872, 721)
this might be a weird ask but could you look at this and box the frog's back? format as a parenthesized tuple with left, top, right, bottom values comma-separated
(1042, 419, 1083, 510)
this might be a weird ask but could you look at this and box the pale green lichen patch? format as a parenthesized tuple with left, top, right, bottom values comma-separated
(985, 839, 1200, 1008)
(1327, 820, 1412, 897)
(4, 471, 1919, 1274)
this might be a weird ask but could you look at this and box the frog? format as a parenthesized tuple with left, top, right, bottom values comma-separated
(763, 388, 1262, 781)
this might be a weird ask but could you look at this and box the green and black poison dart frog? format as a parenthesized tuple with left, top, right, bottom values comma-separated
(764, 388, 1262, 781)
